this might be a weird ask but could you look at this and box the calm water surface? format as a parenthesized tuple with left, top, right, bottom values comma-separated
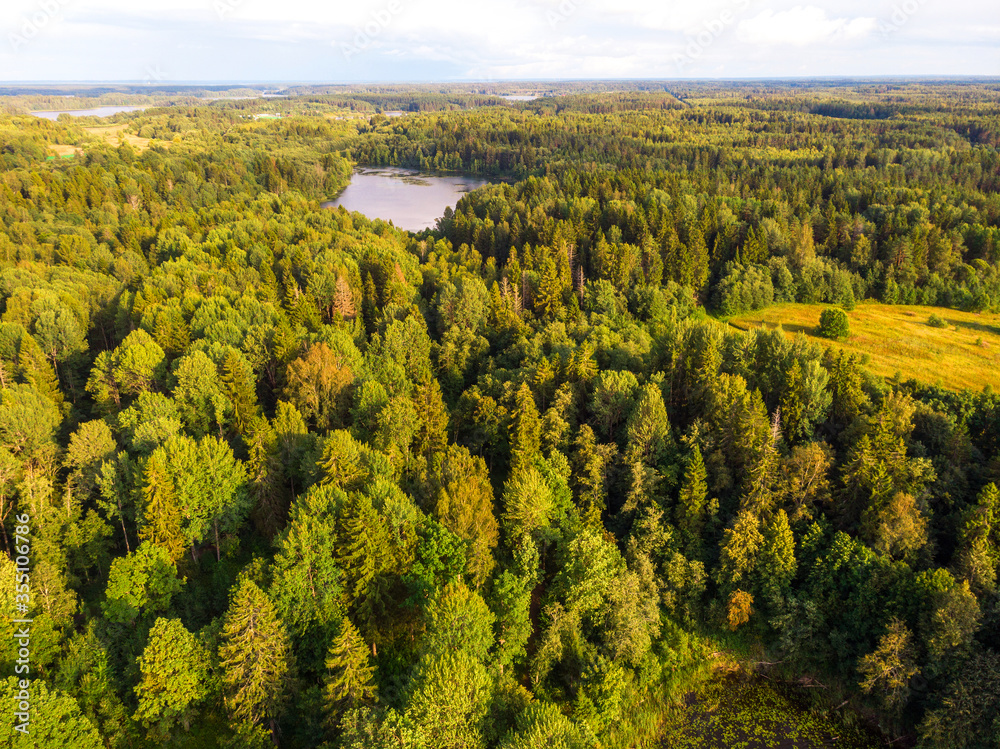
(31, 106, 146, 120)
(323, 167, 489, 233)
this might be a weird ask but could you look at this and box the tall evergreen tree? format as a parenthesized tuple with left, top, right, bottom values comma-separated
(138, 450, 184, 562)
(335, 492, 392, 606)
(509, 383, 541, 473)
(220, 349, 259, 437)
(323, 616, 377, 722)
(135, 618, 209, 736)
(676, 443, 709, 559)
(220, 579, 294, 740)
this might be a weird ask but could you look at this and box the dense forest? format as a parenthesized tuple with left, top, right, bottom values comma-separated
(1, 81, 1000, 748)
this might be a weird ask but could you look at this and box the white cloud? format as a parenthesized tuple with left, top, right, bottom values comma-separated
(0, 0, 995, 80)
(737, 5, 875, 47)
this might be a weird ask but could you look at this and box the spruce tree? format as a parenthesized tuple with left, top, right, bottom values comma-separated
(135, 617, 209, 736)
(220, 349, 258, 437)
(509, 383, 541, 473)
(759, 509, 796, 602)
(572, 424, 615, 528)
(139, 449, 185, 562)
(780, 360, 807, 444)
(676, 443, 709, 559)
(324, 616, 377, 721)
(413, 379, 448, 463)
(219, 579, 293, 736)
(335, 492, 392, 605)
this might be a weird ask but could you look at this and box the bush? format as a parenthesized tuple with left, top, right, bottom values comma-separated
(927, 313, 948, 328)
(818, 308, 850, 339)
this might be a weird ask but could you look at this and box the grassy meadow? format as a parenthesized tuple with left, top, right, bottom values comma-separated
(657, 672, 883, 749)
(82, 123, 161, 151)
(727, 303, 1000, 392)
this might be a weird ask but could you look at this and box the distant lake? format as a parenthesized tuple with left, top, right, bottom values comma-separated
(501, 95, 541, 101)
(322, 167, 489, 233)
(31, 106, 146, 120)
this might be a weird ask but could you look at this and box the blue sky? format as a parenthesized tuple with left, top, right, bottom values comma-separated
(1, 0, 997, 82)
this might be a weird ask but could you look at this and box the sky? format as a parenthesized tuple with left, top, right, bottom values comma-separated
(1, 0, 997, 82)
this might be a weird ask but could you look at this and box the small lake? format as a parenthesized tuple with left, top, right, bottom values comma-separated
(322, 167, 489, 233)
(31, 106, 146, 120)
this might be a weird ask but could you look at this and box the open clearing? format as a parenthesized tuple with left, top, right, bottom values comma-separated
(82, 124, 162, 151)
(48, 144, 81, 157)
(728, 302, 1000, 392)
(659, 673, 882, 749)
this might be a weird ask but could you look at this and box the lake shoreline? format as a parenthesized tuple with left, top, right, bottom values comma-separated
(320, 165, 491, 233)
(30, 106, 147, 120)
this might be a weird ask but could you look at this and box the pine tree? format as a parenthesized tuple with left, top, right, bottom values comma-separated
(624, 383, 673, 470)
(246, 419, 288, 540)
(641, 236, 664, 285)
(17, 334, 64, 408)
(661, 223, 682, 283)
(333, 273, 356, 320)
(682, 219, 710, 296)
(742, 409, 780, 516)
(827, 350, 870, 428)
(955, 483, 999, 594)
(740, 225, 769, 264)
(534, 256, 563, 318)
(220, 579, 294, 736)
(324, 616, 377, 721)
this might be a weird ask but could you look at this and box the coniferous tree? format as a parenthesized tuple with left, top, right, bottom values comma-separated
(220, 578, 294, 740)
(135, 617, 209, 736)
(858, 619, 918, 716)
(335, 492, 392, 606)
(676, 443, 709, 559)
(954, 482, 1000, 594)
(220, 349, 259, 437)
(572, 424, 616, 527)
(509, 383, 541, 473)
(323, 616, 377, 721)
(138, 450, 184, 562)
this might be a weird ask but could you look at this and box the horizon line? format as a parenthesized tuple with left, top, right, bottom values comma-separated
(2, 75, 1000, 87)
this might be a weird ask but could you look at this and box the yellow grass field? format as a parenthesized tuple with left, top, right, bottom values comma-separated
(728, 303, 1000, 392)
(82, 124, 162, 151)
(48, 144, 81, 157)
